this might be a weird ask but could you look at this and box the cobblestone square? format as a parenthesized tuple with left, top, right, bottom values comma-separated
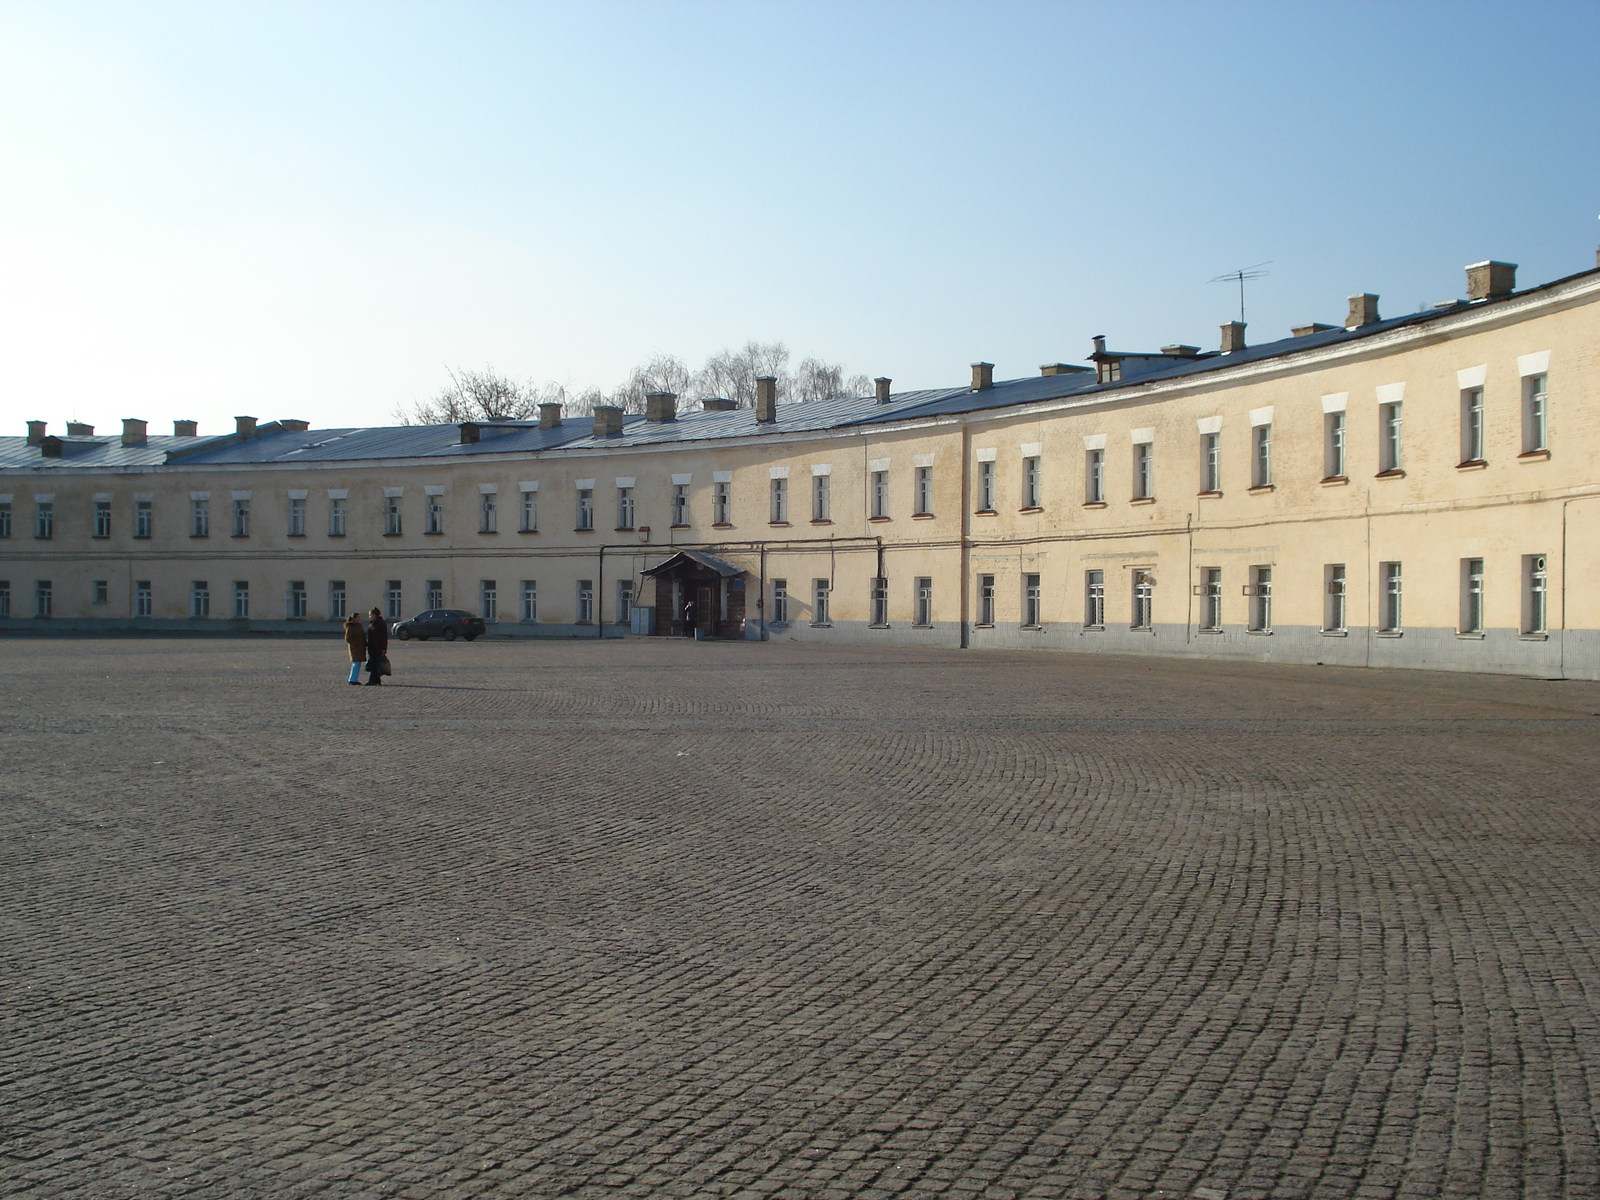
(4, 636, 1600, 1200)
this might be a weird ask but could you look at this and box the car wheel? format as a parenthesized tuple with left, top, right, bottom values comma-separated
(465, 634, 478, 642)
(443, 627, 457, 642)
(396, 627, 411, 641)
(418, 636, 430, 642)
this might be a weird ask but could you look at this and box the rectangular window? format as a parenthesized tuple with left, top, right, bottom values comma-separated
(576, 488, 594, 530)
(1325, 411, 1346, 478)
(288, 497, 306, 537)
(914, 465, 932, 515)
(0, 501, 10, 538)
(915, 577, 933, 627)
(1523, 374, 1549, 453)
(426, 494, 443, 534)
(869, 576, 888, 626)
(1461, 558, 1484, 634)
(770, 478, 788, 523)
(1525, 554, 1548, 634)
(978, 574, 995, 626)
(190, 498, 209, 537)
(329, 496, 346, 536)
(871, 471, 888, 519)
(386, 580, 403, 621)
(771, 578, 789, 624)
(191, 581, 210, 619)
(1252, 424, 1272, 487)
(426, 579, 443, 610)
(480, 580, 497, 622)
(1200, 567, 1222, 631)
(1022, 573, 1041, 628)
(977, 460, 996, 511)
(1084, 570, 1105, 628)
(0, 580, 9, 618)
(287, 581, 307, 620)
(617, 486, 635, 529)
(135, 499, 152, 539)
(1379, 403, 1403, 472)
(576, 579, 594, 623)
(1132, 443, 1153, 499)
(232, 498, 250, 537)
(135, 581, 151, 618)
(1200, 433, 1220, 493)
(480, 492, 497, 533)
(1131, 569, 1153, 629)
(713, 481, 730, 525)
(35, 580, 52, 618)
(812, 474, 830, 522)
(672, 483, 690, 526)
(1379, 562, 1402, 632)
(615, 579, 633, 625)
(384, 496, 402, 536)
(233, 581, 249, 619)
(520, 491, 537, 532)
(1462, 387, 1486, 463)
(94, 500, 112, 538)
(34, 501, 53, 539)
(520, 580, 537, 622)
(1324, 564, 1346, 632)
(1021, 457, 1041, 509)
(1247, 566, 1272, 631)
(812, 578, 830, 625)
(93, 579, 109, 606)
(330, 581, 347, 620)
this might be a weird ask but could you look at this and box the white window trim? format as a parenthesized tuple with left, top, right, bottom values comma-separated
(1130, 427, 1155, 444)
(1320, 393, 1348, 414)
(1456, 365, 1487, 390)
(1196, 416, 1223, 435)
(1518, 351, 1551, 377)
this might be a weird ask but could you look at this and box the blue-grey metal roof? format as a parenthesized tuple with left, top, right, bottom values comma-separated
(0, 434, 208, 471)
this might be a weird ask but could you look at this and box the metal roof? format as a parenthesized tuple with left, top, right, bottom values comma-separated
(640, 550, 747, 578)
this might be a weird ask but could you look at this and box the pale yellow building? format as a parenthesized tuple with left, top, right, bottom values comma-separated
(5, 255, 1598, 678)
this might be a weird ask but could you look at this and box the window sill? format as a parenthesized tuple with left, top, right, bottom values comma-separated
(974, 509, 997, 517)
(868, 624, 890, 630)
(1083, 625, 1105, 632)
(973, 623, 994, 629)
(1374, 469, 1405, 479)
(1246, 628, 1273, 636)
(769, 621, 790, 629)
(1247, 484, 1275, 494)
(1018, 506, 1043, 515)
(1129, 626, 1154, 633)
(1456, 459, 1488, 471)
(1375, 630, 1404, 638)
(518, 529, 538, 535)
(912, 623, 933, 629)
(1130, 497, 1155, 505)
(133, 536, 151, 540)
(189, 534, 209, 539)
(1518, 449, 1551, 462)
(810, 519, 833, 526)
(1020, 624, 1043, 632)
(382, 532, 403, 538)
(810, 622, 832, 628)
(1321, 629, 1348, 637)
(1320, 476, 1348, 486)
(287, 533, 305, 539)
(327, 533, 346, 538)
(868, 516, 891, 523)
(912, 512, 935, 520)
(1196, 627, 1223, 635)
(1196, 490, 1222, 499)
(1081, 501, 1107, 509)
(670, 523, 690, 529)
(1520, 632, 1550, 641)
(574, 621, 592, 626)
(91, 534, 110, 540)
(1456, 631, 1485, 640)
(573, 528, 595, 534)
(712, 523, 733, 529)
(614, 526, 635, 533)
(479, 530, 499, 536)
(231, 534, 250, 539)
(769, 521, 791, 527)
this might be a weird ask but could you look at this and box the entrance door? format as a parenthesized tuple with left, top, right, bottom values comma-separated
(695, 584, 716, 637)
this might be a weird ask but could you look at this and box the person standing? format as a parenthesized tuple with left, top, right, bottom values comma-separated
(365, 606, 390, 685)
(343, 613, 366, 685)
(682, 596, 698, 639)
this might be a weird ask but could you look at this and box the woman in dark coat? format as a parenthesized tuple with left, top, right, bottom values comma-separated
(365, 607, 390, 685)
(343, 614, 367, 685)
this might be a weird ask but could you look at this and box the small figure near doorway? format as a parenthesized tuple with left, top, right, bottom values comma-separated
(682, 597, 699, 639)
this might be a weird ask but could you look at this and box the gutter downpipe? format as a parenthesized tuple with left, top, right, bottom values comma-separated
(1558, 496, 1600, 678)
(597, 543, 605, 638)
(959, 420, 972, 649)
(759, 541, 768, 641)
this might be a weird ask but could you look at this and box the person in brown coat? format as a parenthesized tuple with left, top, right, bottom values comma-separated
(365, 607, 390, 685)
(343, 614, 367, 685)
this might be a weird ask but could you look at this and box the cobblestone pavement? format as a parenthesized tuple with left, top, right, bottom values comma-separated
(4, 635, 1600, 1200)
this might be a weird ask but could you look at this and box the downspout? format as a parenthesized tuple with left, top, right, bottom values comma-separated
(1558, 496, 1600, 678)
(959, 420, 972, 648)
(1184, 511, 1194, 644)
(596, 543, 605, 638)
(758, 541, 768, 641)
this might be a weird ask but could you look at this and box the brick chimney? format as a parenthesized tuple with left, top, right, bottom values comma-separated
(1466, 260, 1517, 302)
(234, 415, 257, 438)
(1346, 294, 1380, 329)
(1219, 322, 1247, 353)
(26, 421, 47, 445)
(971, 362, 994, 391)
(701, 397, 737, 412)
(173, 420, 198, 437)
(755, 376, 777, 423)
(1039, 364, 1074, 376)
(645, 391, 677, 422)
(1292, 323, 1338, 337)
(279, 418, 309, 431)
(592, 405, 624, 437)
(67, 422, 94, 437)
(538, 402, 563, 429)
(121, 418, 147, 446)
(875, 377, 892, 404)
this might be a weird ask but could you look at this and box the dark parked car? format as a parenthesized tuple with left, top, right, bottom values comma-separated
(392, 609, 487, 642)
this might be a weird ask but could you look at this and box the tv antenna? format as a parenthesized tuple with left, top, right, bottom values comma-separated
(1209, 261, 1272, 324)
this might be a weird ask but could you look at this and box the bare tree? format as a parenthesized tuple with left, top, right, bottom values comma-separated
(397, 366, 540, 425)
(693, 341, 792, 408)
(790, 358, 873, 405)
(607, 353, 696, 414)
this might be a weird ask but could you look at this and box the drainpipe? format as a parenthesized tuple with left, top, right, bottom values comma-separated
(597, 544, 605, 638)
(959, 420, 973, 649)
(1558, 495, 1600, 678)
(758, 542, 768, 641)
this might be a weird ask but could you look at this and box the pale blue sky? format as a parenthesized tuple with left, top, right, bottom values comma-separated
(2, 1, 1598, 433)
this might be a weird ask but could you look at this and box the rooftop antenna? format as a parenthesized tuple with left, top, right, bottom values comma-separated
(1209, 261, 1272, 324)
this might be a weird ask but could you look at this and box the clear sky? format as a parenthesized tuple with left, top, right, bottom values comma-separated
(3, 0, 1598, 435)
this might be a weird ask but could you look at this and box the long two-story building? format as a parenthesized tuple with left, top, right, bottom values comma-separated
(4, 253, 1599, 677)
